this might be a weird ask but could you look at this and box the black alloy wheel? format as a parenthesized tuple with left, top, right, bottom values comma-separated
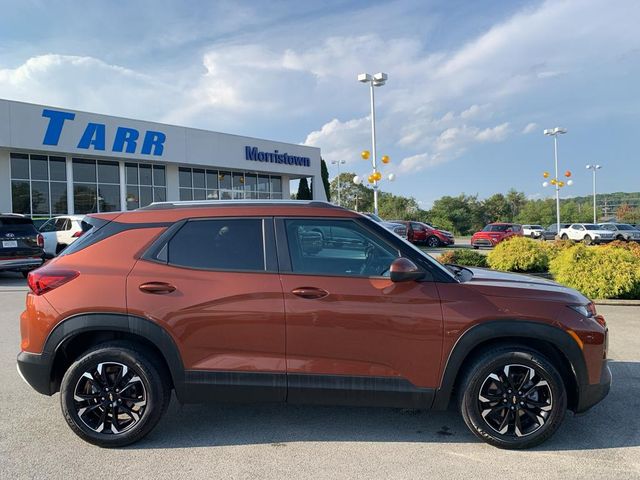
(60, 342, 170, 447)
(460, 347, 566, 449)
(426, 236, 441, 248)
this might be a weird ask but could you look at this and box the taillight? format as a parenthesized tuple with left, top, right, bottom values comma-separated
(72, 231, 83, 238)
(37, 233, 44, 248)
(27, 268, 79, 295)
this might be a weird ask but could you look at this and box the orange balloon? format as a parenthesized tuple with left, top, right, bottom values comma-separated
(564, 170, 571, 177)
(543, 171, 550, 178)
(381, 155, 390, 164)
(373, 171, 382, 181)
(367, 174, 375, 183)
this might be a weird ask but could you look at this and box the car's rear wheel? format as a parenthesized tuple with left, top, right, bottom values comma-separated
(60, 342, 170, 447)
(583, 235, 593, 245)
(561, 234, 569, 240)
(459, 347, 566, 449)
(426, 236, 441, 248)
(616, 235, 626, 242)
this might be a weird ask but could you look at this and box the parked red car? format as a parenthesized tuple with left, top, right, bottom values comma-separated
(471, 223, 523, 248)
(391, 221, 455, 248)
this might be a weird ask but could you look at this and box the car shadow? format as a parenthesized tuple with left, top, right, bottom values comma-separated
(130, 361, 638, 451)
(0, 271, 28, 289)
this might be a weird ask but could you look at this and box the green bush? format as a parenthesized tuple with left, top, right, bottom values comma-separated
(603, 240, 640, 257)
(540, 239, 575, 262)
(438, 249, 488, 268)
(487, 237, 549, 272)
(549, 244, 640, 299)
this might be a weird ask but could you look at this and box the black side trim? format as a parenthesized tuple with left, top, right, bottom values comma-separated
(41, 313, 186, 399)
(575, 360, 611, 413)
(17, 351, 52, 395)
(287, 373, 435, 408)
(182, 371, 286, 403)
(432, 320, 589, 411)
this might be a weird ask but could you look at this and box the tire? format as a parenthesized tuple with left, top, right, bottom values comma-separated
(55, 244, 67, 255)
(60, 341, 170, 448)
(583, 235, 592, 245)
(561, 234, 569, 241)
(459, 347, 566, 449)
(426, 236, 441, 248)
(616, 235, 626, 242)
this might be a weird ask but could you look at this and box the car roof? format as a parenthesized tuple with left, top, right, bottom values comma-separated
(90, 200, 359, 224)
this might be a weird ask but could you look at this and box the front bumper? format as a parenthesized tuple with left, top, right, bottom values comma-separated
(0, 256, 43, 271)
(16, 351, 54, 395)
(575, 360, 611, 413)
(471, 238, 495, 247)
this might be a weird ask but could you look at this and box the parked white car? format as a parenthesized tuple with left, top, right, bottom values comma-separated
(38, 215, 85, 256)
(558, 223, 614, 245)
(522, 224, 545, 238)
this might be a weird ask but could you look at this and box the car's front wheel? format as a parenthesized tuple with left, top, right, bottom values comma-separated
(459, 347, 566, 449)
(561, 234, 569, 240)
(583, 235, 593, 245)
(426, 236, 441, 248)
(60, 342, 170, 447)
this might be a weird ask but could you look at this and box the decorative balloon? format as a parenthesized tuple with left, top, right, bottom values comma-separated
(381, 155, 390, 164)
(564, 170, 572, 177)
(361, 150, 370, 160)
(567, 179, 573, 186)
(388, 173, 396, 182)
(367, 174, 375, 184)
(352, 175, 361, 185)
(558, 181, 565, 187)
(543, 172, 550, 178)
(373, 171, 382, 181)
(542, 181, 549, 187)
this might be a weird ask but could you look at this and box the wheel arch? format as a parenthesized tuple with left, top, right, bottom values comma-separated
(432, 320, 586, 412)
(44, 313, 185, 399)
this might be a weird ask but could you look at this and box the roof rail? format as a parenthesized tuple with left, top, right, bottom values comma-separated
(137, 199, 342, 211)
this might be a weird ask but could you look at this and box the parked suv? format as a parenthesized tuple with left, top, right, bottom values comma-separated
(598, 223, 640, 242)
(0, 214, 44, 277)
(471, 223, 523, 248)
(39, 215, 86, 257)
(559, 224, 614, 245)
(17, 201, 610, 449)
(522, 225, 545, 239)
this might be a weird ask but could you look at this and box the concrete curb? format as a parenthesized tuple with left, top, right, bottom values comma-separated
(594, 299, 640, 306)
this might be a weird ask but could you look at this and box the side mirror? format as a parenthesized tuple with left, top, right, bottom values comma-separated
(390, 257, 425, 283)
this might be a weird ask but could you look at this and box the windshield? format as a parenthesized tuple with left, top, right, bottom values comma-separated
(531, 225, 543, 229)
(583, 224, 601, 230)
(366, 213, 383, 223)
(482, 224, 510, 232)
(617, 224, 635, 230)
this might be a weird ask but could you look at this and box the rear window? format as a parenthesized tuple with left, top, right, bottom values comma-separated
(0, 217, 33, 227)
(167, 219, 265, 271)
(57, 217, 110, 256)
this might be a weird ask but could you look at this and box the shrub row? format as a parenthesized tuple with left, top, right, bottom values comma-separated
(437, 237, 640, 299)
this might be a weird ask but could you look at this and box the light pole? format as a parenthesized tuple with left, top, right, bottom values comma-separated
(358, 72, 387, 215)
(331, 159, 346, 206)
(586, 164, 602, 223)
(544, 127, 568, 233)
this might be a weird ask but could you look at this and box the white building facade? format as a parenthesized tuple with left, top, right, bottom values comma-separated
(0, 99, 324, 218)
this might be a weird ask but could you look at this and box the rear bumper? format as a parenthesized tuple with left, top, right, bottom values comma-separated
(575, 361, 611, 413)
(0, 256, 43, 271)
(16, 351, 53, 395)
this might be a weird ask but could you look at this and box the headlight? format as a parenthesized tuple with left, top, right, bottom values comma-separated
(568, 303, 597, 318)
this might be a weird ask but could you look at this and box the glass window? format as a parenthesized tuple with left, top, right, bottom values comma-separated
(10, 153, 29, 179)
(153, 165, 166, 186)
(206, 171, 218, 190)
(179, 167, 192, 188)
(219, 171, 231, 190)
(126, 186, 139, 210)
(167, 219, 265, 271)
(244, 174, 257, 199)
(30, 155, 49, 180)
(193, 169, 206, 189)
(11, 180, 30, 214)
(140, 186, 153, 208)
(124, 163, 166, 209)
(49, 157, 66, 181)
(284, 219, 399, 277)
(98, 184, 121, 212)
(179, 188, 193, 201)
(126, 163, 138, 185)
(139, 164, 152, 185)
(97, 161, 119, 184)
(74, 183, 97, 214)
(73, 159, 96, 183)
(50, 183, 67, 214)
(154, 187, 166, 202)
(39, 219, 57, 233)
(270, 176, 282, 194)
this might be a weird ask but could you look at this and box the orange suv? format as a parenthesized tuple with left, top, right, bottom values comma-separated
(17, 201, 610, 449)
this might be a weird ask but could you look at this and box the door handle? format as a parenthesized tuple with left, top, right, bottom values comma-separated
(291, 287, 329, 299)
(139, 282, 176, 294)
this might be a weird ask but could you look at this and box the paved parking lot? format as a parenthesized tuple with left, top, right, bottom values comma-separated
(0, 285, 638, 479)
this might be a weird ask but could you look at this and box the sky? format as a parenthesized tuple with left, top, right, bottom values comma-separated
(0, 0, 638, 208)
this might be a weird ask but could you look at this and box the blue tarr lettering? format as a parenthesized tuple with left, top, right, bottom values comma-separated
(112, 127, 139, 153)
(141, 131, 166, 156)
(42, 109, 75, 145)
(77, 123, 106, 151)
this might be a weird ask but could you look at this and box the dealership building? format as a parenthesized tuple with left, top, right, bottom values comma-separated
(0, 99, 324, 218)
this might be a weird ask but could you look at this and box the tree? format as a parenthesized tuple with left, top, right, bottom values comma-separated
(427, 194, 482, 235)
(320, 159, 331, 202)
(330, 172, 373, 212)
(296, 177, 312, 200)
(482, 194, 510, 223)
(505, 189, 527, 221)
(378, 192, 422, 220)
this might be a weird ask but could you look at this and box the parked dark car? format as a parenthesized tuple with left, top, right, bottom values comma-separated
(541, 223, 571, 241)
(0, 214, 44, 277)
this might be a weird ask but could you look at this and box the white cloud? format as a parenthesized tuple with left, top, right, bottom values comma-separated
(475, 122, 510, 142)
(522, 122, 538, 134)
(303, 116, 371, 164)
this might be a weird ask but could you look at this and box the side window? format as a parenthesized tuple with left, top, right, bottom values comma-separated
(167, 219, 265, 271)
(284, 219, 399, 277)
(54, 218, 68, 231)
(39, 219, 56, 233)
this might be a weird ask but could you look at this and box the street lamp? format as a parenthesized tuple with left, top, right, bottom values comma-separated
(358, 72, 388, 215)
(586, 164, 602, 223)
(543, 127, 568, 233)
(331, 159, 346, 206)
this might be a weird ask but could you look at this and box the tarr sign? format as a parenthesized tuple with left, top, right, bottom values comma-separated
(41, 108, 166, 156)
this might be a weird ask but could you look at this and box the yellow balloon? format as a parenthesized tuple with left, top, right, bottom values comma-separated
(361, 150, 370, 160)
(367, 174, 375, 184)
(373, 171, 382, 181)
(381, 155, 390, 164)
(543, 171, 550, 178)
(550, 179, 557, 185)
(558, 181, 565, 187)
